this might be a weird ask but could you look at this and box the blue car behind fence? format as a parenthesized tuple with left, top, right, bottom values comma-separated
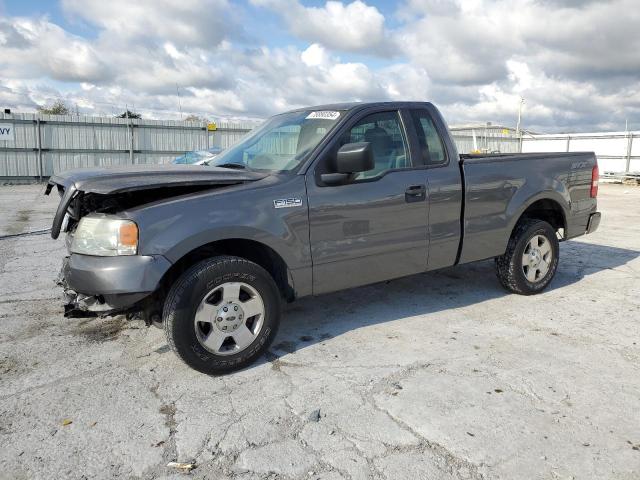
(172, 146, 224, 165)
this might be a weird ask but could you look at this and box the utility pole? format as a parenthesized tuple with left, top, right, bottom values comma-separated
(36, 117, 43, 182)
(625, 118, 633, 174)
(516, 97, 525, 136)
(176, 84, 183, 120)
(125, 105, 134, 164)
(516, 97, 525, 153)
(484, 122, 489, 152)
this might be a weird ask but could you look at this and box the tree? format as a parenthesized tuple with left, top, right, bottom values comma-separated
(37, 100, 70, 115)
(116, 110, 142, 119)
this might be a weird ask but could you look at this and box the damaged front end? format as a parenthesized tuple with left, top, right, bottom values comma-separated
(56, 257, 151, 318)
(57, 258, 112, 318)
(45, 164, 268, 240)
(45, 164, 268, 319)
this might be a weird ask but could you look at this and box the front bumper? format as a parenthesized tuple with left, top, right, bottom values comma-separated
(586, 212, 601, 234)
(59, 254, 172, 317)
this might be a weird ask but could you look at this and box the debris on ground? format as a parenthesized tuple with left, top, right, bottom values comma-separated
(308, 409, 321, 422)
(167, 461, 196, 472)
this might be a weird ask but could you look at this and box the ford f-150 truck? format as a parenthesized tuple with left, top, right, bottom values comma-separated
(46, 102, 601, 374)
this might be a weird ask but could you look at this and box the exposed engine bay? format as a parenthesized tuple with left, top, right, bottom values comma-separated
(44, 164, 268, 318)
(45, 164, 268, 238)
(47, 183, 223, 237)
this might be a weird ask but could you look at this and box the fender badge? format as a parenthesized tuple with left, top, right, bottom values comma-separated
(273, 198, 302, 209)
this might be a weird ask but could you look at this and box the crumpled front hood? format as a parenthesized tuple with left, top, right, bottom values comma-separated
(45, 164, 270, 239)
(47, 164, 268, 195)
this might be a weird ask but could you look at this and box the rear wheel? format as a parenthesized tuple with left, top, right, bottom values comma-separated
(163, 256, 281, 374)
(495, 219, 559, 295)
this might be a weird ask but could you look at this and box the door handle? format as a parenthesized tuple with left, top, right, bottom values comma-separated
(405, 184, 426, 203)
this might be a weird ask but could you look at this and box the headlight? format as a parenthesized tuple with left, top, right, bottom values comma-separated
(70, 216, 138, 256)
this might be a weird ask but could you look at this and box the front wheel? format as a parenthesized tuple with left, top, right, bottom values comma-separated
(163, 256, 281, 374)
(495, 219, 559, 295)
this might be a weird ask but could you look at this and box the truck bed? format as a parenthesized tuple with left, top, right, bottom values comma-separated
(458, 151, 598, 264)
(460, 151, 592, 163)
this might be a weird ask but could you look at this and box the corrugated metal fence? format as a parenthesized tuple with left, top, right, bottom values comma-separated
(2, 112, 637, 179)
(0, 112, 258, 179)
(522, 131, 639, 174)
(449, 125, 521, 154)
(0, 113, 524, 179)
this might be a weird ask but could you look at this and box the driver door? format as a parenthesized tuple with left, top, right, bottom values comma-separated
(306, 109, 429, 295)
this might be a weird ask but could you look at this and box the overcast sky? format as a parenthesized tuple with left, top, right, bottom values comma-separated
(0, 0, 638, 132)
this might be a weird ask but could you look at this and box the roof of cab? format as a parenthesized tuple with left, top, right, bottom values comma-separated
(285, 101, 434, 114)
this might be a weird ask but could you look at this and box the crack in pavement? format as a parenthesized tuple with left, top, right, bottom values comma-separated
(263, 357, 482, 478)
(142, 381, 182, 479)
(364, 361, 488, 480)
(0, 364, 112, 401)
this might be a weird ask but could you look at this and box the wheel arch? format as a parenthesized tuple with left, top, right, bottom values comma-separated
(508, 193, 569, 240)
(159, 237, 295, 304)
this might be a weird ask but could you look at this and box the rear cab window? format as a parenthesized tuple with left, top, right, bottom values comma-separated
(409, 110, 447, 166)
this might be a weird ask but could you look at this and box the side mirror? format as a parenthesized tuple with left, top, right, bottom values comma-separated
(320, 142, 374, 186)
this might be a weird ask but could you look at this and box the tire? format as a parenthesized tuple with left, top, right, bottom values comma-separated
(163, 256, 281, 374)
(495, 219, 559, 295)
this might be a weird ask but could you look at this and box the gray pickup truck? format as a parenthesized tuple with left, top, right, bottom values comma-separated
(46, 102, 601, 373)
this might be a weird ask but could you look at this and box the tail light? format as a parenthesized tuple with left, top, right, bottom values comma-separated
(590, 164, 599, 198)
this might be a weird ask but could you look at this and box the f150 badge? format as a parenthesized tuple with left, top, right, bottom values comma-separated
(273, 198, 303, 209)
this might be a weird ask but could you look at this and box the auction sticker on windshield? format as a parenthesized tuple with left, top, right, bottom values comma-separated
(306, 111, 340, 120)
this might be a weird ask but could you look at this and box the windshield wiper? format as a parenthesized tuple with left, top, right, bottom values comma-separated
(214, 163, 250, 170)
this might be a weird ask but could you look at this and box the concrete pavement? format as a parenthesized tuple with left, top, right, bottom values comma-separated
(0, 183, 639, 479)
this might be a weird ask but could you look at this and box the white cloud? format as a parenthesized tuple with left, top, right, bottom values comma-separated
(439, 60, 638, 132)
(61, 0, 237, 48)
(397, 0, 640, 84)
(301, 43, 330, 67)
(0, 18, 109, 82)
(392, 0, 640, 130)
(252, 0, 395, 55)
(0, 0, 639, 132)
(379, 64, 431, 101)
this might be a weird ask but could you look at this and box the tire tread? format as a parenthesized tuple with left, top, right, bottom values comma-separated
(163, 255, 279, 373)
(495, 219, 558, 295)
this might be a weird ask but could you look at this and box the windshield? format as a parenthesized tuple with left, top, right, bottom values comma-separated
(207, 110, 343, 172)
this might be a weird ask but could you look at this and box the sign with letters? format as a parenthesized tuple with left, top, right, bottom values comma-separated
(0, 124, 14, 141)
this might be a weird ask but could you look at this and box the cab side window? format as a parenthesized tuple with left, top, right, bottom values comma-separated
(410, 110, 447, 166)
(345, 111, 409, 180)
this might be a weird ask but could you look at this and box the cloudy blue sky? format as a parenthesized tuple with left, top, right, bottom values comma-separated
(0, 0, 638, 132)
